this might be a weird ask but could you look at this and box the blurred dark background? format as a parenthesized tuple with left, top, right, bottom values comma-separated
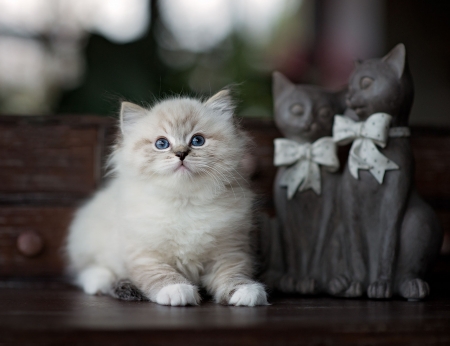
(0, 0, 449, 125)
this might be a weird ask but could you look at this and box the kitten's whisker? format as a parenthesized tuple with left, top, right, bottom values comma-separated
(228, 165, 250, 186)
(195, 164, 227, 186)
(211, 162, 246, 199)
(196, 166, 223, 195)
(195, 163, 233, 185)
(196, 163, 237, 200)
(194, 163, 231, 195)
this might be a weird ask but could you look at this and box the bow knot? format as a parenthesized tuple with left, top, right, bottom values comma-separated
(333, 113, 409, 183)
(303, 144, 312, 161)
(274, 137, 339, 199)
(333, 113, 391, 148)
(355, 122, 364, 138)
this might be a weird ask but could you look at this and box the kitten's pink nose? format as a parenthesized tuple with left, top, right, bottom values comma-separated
(175, 151, 189, 161)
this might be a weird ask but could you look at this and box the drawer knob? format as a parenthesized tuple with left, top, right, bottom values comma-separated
(17, 231, 44, 257)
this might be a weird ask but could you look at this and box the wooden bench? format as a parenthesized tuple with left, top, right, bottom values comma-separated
(1, 115, 449, 345)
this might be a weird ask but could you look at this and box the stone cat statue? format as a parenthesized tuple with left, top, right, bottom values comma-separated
(260, 72, 347, 294)
(331, 44, 443, 300)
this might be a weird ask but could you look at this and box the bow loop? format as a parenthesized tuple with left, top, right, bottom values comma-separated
(333, 113, 407, 184)
(274, 137, 339, 198)
(310, 137, 340, 172)
(359, 113, 391, 148)
(274, 139, 306, 166)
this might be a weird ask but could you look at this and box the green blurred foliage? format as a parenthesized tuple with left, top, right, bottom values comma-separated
(56, 3, 296, 118)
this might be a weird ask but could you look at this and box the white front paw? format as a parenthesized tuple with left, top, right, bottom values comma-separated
(229, 283, 268, 307)
(78, 267, 114, 295)
(155, 284, 200, 306)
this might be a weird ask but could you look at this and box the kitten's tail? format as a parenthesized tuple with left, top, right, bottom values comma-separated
(111, 280, 148, 301)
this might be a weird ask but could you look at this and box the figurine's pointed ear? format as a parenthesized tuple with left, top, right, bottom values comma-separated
(273, 71, 294, 97)
(120, 102, 147, 135)
(354, 59, 363, 67)
(382, 43, 406, 79)
(204, 89, 235, 119)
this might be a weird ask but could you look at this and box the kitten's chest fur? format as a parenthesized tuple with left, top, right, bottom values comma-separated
(119, 180, 250, 266)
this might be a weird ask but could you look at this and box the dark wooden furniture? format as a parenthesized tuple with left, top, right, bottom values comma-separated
(1, 115, 450, 345)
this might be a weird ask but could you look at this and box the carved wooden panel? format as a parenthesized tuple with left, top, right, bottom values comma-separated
(411, 133, 450, 200)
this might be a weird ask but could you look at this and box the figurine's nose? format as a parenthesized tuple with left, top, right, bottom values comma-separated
(346, 91, 354, 107)
(302, 123, 311, 131)
(175, 150, 190, 161)
(302, 117, 313, 131)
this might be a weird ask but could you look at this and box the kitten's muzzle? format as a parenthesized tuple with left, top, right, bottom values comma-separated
(175, 150, 190, 161)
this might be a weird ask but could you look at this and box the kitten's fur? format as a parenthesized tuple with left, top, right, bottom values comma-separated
(66, 90, 268, 307)
(333, 44, 443, 299)
(264, 72, 346, 294)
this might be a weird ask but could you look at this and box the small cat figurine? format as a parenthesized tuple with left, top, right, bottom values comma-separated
(264, 72, 346, 294)
(66, 90, 268, 307)
(331, 44, 443, 299)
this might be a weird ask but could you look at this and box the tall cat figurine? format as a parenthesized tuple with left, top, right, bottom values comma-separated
(331, 44, 443, 300)
(264, 72, 346, 294)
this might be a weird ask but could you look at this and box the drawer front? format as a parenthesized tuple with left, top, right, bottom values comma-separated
(0, 207, 74, 277)
(0, 124, 100, 196)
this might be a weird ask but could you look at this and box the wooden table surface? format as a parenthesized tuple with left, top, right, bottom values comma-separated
(1, 274, 450, 346)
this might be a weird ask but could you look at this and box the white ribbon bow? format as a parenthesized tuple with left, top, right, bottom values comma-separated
(274, 137, 339, 199)
(333, 113, 410, 183)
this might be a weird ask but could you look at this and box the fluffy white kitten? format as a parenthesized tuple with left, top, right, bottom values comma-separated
(66, 90, 268, 307)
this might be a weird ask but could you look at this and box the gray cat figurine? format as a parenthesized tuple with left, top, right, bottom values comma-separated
(331, 44, 443, 300)
(264, 72, 346, 294)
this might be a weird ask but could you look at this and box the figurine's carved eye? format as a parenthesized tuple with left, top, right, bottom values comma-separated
(318, 106, 331, 119)
(290, 104, 304, 115)
(360, 77, 374, 90)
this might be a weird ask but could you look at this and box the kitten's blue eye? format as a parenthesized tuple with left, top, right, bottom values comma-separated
(191, 135, 205, 147)
(155, 138, 170, 149)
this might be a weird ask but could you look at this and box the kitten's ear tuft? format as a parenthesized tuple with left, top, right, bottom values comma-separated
(273, 71, 294, 98)
(382, 43, 406, 79)
(354, 59, 363, 67)
(120, 102, 147, 135)
(204, 89, 236, 119)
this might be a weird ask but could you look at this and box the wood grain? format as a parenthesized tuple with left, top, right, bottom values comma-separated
(411, 134, 450, 200)
(0, 124, 100, 195)
(0, 283, 449, 345)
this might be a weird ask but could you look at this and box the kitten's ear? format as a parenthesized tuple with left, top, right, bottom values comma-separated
(273, 71, 294, 98)
(204, 89, 235, 119)
(120, 102, 147, 135)
(382, 43, 406, 79)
